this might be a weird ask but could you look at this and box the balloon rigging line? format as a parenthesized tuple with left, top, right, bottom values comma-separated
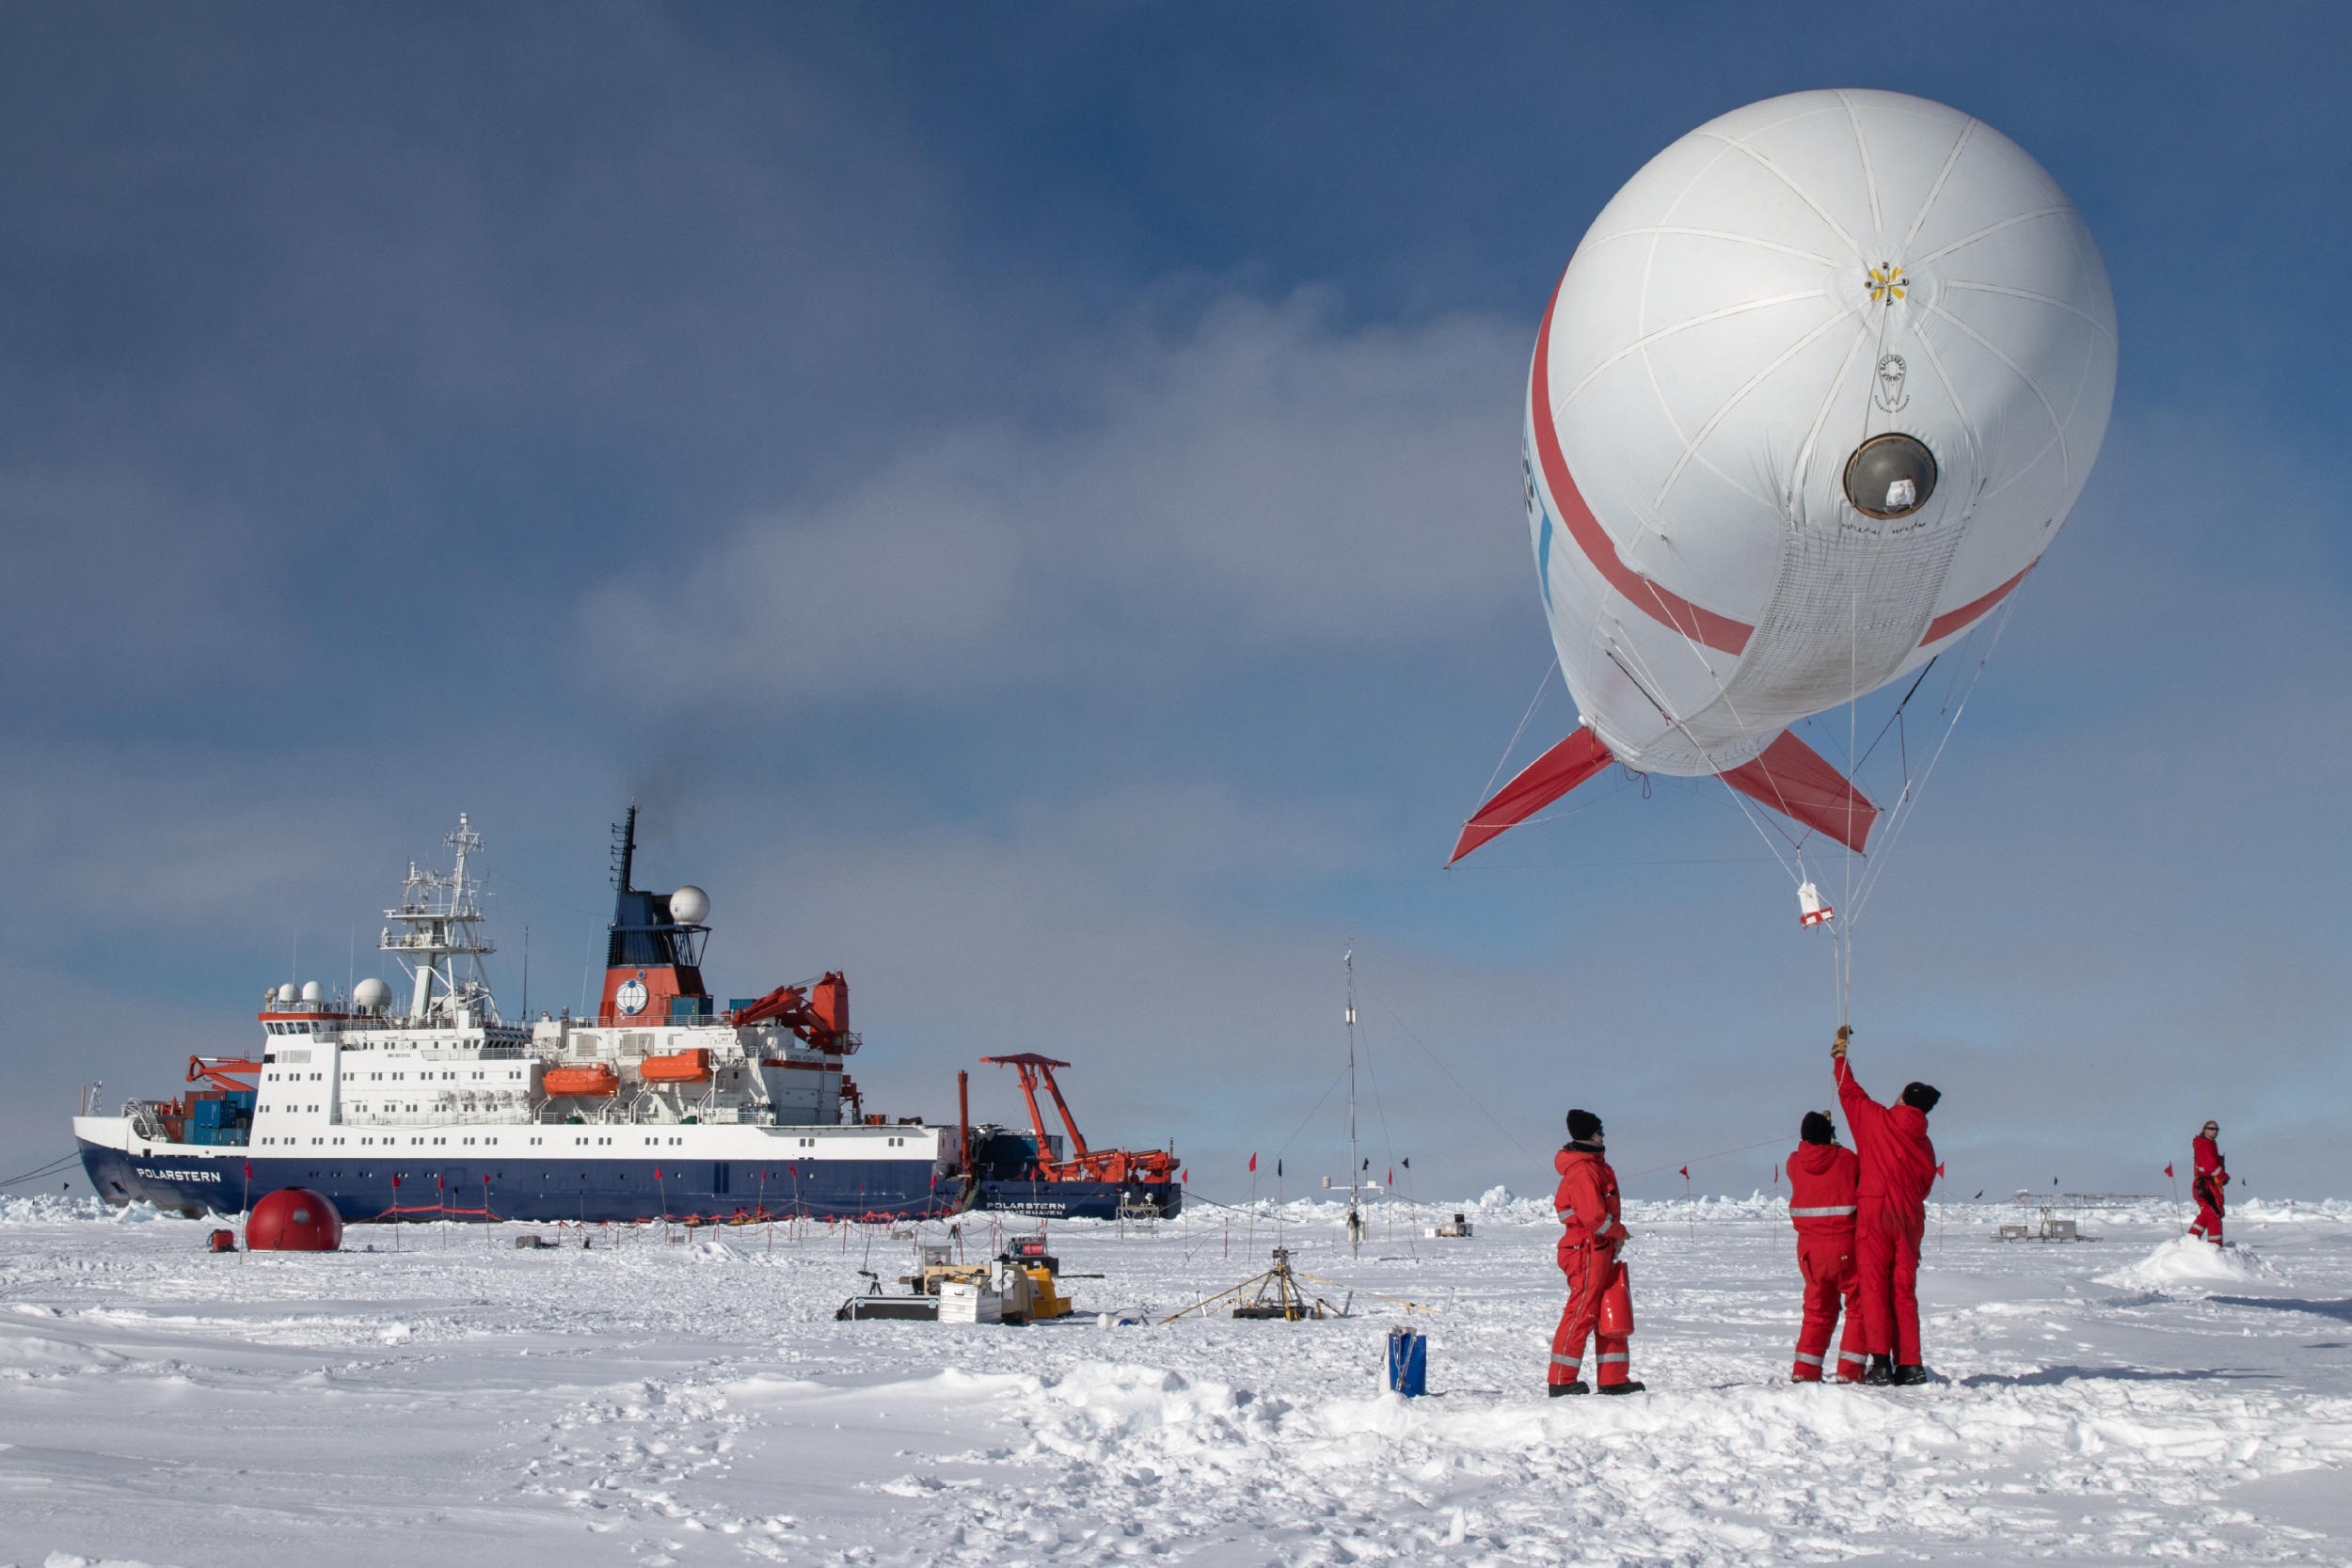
(1621, 1135, 1790, 1180)
(1843, 587, 2024, 931)
(1476, 658, 1558, 808)
(1357, 1010, 1400, 1189)
(1603, 613, 1809, 886)
(1507, 769, 1639, 830)
(1274, 1060, 1352, 1164)
(1357, 977, 1543, 1165)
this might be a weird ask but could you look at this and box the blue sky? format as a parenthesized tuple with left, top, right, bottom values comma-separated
(5, 4, 2348, 1200)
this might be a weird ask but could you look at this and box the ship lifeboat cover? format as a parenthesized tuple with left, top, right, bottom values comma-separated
(639, 1048, 712, 1084)
(246, 1187, 344, 1251)
(543, 1064, 620, 1097)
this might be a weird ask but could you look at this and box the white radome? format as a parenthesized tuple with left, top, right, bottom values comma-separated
(1528, 88, 2117, 778)
(352, 977, 392, 1013)
(669, 885, 709, 927)
(300, 980, 325, 1003)
(276, 982, 299, 1005)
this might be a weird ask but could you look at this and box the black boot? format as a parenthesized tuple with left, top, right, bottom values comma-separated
(1862, 1355, 1894, 1386)
(1598, 1380, 1646, 1395)
(1890, 1364, 1930, 1386)
(1549, 1380, 1589, 1397)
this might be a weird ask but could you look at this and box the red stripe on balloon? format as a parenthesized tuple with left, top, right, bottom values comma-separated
(1528, 277, 1752, 656)
(1918, 564, 2031, 646)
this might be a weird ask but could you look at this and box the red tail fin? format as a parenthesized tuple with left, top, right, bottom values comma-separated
(1721, 732, 1879, 853)
(1448, 727, 1614, 864)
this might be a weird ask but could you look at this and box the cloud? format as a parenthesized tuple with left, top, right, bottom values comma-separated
(580, 293, 1529, 711)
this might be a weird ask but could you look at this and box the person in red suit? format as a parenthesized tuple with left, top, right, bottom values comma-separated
(1832, 1026, 1938, 1386)
(2187, 1120, 2229, 1243)
(1548, 1109, 1643, 1396)
(1788, 1109, 1866, 1383)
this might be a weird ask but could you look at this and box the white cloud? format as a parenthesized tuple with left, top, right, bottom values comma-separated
(580, 293, 1530, 709)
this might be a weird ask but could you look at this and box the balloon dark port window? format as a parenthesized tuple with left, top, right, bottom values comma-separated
(1843, 433, 1938, 519)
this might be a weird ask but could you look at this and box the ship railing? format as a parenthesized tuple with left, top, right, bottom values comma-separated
(524, 1102, 772, 1128)
(332, 1039, 532, 1058)
(343, 1109, 537, 1128)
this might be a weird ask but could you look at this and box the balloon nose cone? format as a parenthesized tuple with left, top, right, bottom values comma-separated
(1843, 433, 1938, 519)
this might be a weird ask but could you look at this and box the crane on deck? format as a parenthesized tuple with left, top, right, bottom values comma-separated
(978, 1053, 1176, 1186)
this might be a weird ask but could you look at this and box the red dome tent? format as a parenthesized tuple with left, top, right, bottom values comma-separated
(246, 1187, 343, 1251)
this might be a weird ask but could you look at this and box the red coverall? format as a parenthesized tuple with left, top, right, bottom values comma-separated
(1550, 1145, 1631, 1388)
(1788, 1140, 1865, 1382)
(1836, 1057, 1936, 1367)
(2188, 1135, 2229, 1243)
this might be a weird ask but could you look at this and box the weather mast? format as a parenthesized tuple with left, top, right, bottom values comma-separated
(380, 813, 500, 1025)
(1343, 946, 1367, 1257)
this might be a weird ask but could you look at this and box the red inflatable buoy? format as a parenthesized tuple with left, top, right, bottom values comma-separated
(245, 1187, 344, 1252)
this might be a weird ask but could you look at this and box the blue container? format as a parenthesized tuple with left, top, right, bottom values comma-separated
(1386, 1326, 1427, 1398)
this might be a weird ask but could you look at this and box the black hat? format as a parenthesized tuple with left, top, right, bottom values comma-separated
(1800, 1110, 1836, 1145)
(1565, 1108, 1603, 1142)
(1900, 1082, 1941, 1114)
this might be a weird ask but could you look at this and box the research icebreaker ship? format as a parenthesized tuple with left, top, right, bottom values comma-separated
(74, 811, 963, 1224)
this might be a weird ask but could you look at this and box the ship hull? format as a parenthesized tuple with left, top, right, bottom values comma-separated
(77, 1138, 965, 1225)
(976, 1179, 1183, 1221)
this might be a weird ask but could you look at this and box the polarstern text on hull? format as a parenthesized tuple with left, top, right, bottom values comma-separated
(75, 810, 961, 1224)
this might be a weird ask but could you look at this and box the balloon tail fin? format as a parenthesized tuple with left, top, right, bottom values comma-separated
(1448, 728, 1615, 863)
(1721, 732, 1879, 853)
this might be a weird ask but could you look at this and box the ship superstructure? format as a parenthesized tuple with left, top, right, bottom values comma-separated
(75, 812, 958, 1223)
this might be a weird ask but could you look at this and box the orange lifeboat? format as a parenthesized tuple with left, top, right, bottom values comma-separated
(638, 1048, 711, 1085)
(542, 1064, 620, 1097)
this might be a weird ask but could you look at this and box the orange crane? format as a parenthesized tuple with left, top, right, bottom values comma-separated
(978, 1053, 1176, 1185)
(186, 1055, 263, 1092)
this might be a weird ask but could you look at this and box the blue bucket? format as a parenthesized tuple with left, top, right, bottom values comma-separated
(1386, 1325, 1427, 1397)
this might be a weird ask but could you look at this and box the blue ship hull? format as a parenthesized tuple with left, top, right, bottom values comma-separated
(79, 1140, 968, 1225)
(976, 1179, 1183, 1221)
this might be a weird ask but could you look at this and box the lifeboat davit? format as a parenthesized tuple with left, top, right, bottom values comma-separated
(638, 1048, 711, 1085)
(542, 1064, 620, 1097)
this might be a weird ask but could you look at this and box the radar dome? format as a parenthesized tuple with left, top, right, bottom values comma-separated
(669, 885, 709, 927)
(276, 983, 299, 1005)
(300, 980, 325, 1004)
(352, 978, 392, 1013)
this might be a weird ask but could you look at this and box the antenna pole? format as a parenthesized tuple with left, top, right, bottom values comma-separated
(1345, 944, 1361, 1259)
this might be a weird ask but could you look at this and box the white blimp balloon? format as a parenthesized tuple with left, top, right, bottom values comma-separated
(1453, 88, 2116, 863)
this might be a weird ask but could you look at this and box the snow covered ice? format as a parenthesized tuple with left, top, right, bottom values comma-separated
(2098, 1234, 2279, 1290)
(5, 1194, 2352, 1565)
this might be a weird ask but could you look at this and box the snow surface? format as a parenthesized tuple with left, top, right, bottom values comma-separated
(4, 1194, 2352, 1566)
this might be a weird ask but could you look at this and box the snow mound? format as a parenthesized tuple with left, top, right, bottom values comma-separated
(2099, 1236, 2276, 1289)
(1475, 1183, 1515, 1209)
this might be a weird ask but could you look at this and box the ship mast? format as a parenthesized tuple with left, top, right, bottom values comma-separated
(380, 814, 498, 1023)
(1345, 944, 1364, 1257)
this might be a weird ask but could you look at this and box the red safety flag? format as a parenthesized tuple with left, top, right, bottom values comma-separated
(1772, 1162, 1780, 1186)
(654, 1168, 662, 1180)
(1248, 1153, 1257, 1173)
(391, 1174, 401, 1189)
(436, 1174, 444, 1190)
(243, 1162, 253, 1179)
(1935, 1163, 1947, 1179)
(1181, 1168, 1188, 1185)
(2165, 1164, 2174, 1178)
(1679, 1165, 1690, 1180)
(1387, 1168, 1393, 1186)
